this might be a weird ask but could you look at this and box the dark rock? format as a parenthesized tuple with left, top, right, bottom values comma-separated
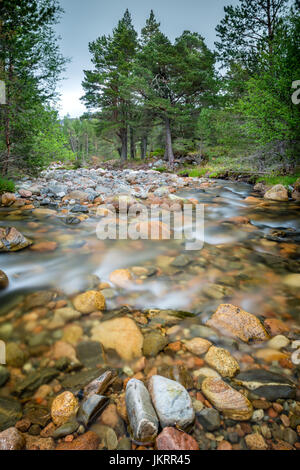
(234, 370, 296, 400)
(6, 342, 26, 367)
(77, 394, 109, 427)
(14, 367, 59, 398)
(0, 397, 22, 431)
(196, 408, 221, 431)
(0, 365, 10, 387)
(0, 270, 9, 290)
(83, 369, 117, 398)
(76, 341, 104, 368)
(65, 216, 81, 225)
(60, 368, 102, 392)
(71, 204, 89, 213)
(24, 291, 54, 310)
(142, 331, 168, 357)
(23, 403, 51, 427)
(52, 420, 79, 439)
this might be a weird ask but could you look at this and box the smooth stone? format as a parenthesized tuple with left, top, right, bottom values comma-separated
(24, 291, 54, 310)
(264, 184, 288, 201)
(76, 341, 104, 368)
(183, 337, 212, 355)
(267, 335, 290, 350)
(52, 420, 79, 439)
(51, 391, 79, 426)
(109, 269, 132, 288)
(202, 377, 253, 421)
(196, 408, 221, 431)
(233, 370, 296, 400)
(6, 342, 25, 368)
(125, 378, 159, 442)
(156, 427, 199, 450)
(207, 304, 269, 343)
(91, 317, 143, 361)
(0, 270, 9, 289)
(142, 330, 168, 357)
(0, 226, 32, 252)
(0, 397, 22, 431)
(1, 193, 16, 207)
(204, 346, 240, 378)
(77, 394, 109, 427)
(170, 255, 191, 268)
(83, 369, 117, 398)
(0, 427, 25, 450)
(73, 290, 106, 314)
(148, 375, 195, 429)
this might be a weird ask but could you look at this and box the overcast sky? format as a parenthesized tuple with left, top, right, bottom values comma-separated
(55, 0, 240, 118)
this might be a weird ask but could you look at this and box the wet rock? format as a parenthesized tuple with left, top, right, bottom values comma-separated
(0, 397, 22, 431)
(30, 241, 57, 252)
(264, 184, 289, 201)
(0, 427, 25, 450)
(202, 378, 253, 421)
(204, 346, 240, 378)
(1, 193, 17, 207)
(233, 370, 296, 400)
(0, 366, 10, 387)
(83, 369, 117, 398)
(183, 337, 212, 355)
(196, 408, 221, 431)
(52, 420, 79, 439)
(91, 317, 143, 361)
(25, 435, 55, 450)
(0, 270, 8, 290)
(170, 255, 191, 268)
(23, 403, 51, 427)
(62, 324, 83, 345)
(65, 216, 81, 225)
(14, 367, 59, 398)
(73, 290, 106, 314)
(0, 226, 32, 252)
(125, 378, 159, 442)
(56, 431, 100, 450)
(142, 330, 168, 357)
(117, 436, 131, 450)
(51, 340, 77, 362)
(67, 190, 89, 202)
(158, 365, 194, 390)
(60, 368, 101, 391)
(109, 269, 132, 288)
(254, 348, 288, 362)
(148, 375, 195, 429)
(51, 391, 79, 426)
(267, 335, 290, 350)
(207, 304, 269, 343)
(156, 427, 199, 450)
(24, 291, 54, 310)
(71, 204, 89, 213)
(76, 341, 104, 368)
(6, 342, 25, 368)
(245, 433, 268, 450)
(77, 394, 109, 427)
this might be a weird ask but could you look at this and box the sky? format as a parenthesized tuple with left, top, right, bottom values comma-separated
(55, 0, 240, 118)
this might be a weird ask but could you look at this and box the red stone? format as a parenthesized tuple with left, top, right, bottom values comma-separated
(56, 431, 100, 450)
(263, 318, 289, 336)
(156, 428, 199, 450)
(217, 440, 232, 450)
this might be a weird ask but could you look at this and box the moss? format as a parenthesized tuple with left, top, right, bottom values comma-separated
(0, 177, 15, 194)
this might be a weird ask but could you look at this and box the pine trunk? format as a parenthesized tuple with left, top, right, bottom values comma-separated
(165, 116, 174, 165)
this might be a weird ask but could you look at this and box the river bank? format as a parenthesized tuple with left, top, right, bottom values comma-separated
(0, 165, 299, 451)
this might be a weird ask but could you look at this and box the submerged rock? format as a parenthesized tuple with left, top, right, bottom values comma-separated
(76, 341, 104, 368)
(51, 391, 79, 427)
(52, 420, 79, 439)
(183, 337, 212, 355)
(196, 408, 221, 431)
(264, 184, 288, 201)
(125, 378, 159, 442)
(0, 366, 10, 387)
(202, 377, 253, 421)
(0, 270, 8, 290)
(91, 317, 143, 361)
(0, 226, 32, 252)
(73, 290, 106, 314)
(148, 375, 195, 429)
(156, 427, 199, 450)
(0, 397, 22, 431)
(207, 304, 269, 343)
(204, 346, 240, 378)
(83, 369, 117, 398)
(14, 368, 59, 397)
(77, 394, 109, 427)
(142, 330, 168, 357)
(233, 370, 296, 400)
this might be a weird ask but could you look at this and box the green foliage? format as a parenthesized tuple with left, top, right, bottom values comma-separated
(0, 177, 15, 193)
(256, 173, 300, 187)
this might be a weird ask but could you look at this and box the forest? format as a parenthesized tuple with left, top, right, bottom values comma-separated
(0, 0, 299, 186)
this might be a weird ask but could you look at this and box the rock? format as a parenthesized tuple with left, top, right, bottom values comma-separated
(0, 397, 22, 431)
(156, 428, 199, 450)
(267, 335, 290, 350)
(0, 366, 10, 387)
(135, 220, 171, 240)
(91, 317, 143, 361)
(56, 431, 100, 450)
(264, 184, 289, 201)
(170, 255, 191, 268)
(148, 375, 195, 429)
(62, 324, 83, 345)
(30, 241, 57, 252)
(24, 291, 54, 310)
(125, 378, 159, 442)
(25, 435, 55, 450)
(233, 370, 296, 400)
(0, 226, 32, 252)
(1, 193, 16, 207)
(202, 377, 253, 421)
(0, 427, 25, 450)
(73, 290, 106, 314)
(66, 216, 81, 225)
(51, 340, 77, 362)
(254, 348, 288, 362)
(183, 338, 212, 355)
(60, 368, 101, 391)
(83, 370, 117, 398)
(71, 204, 89, 213)
(55, 307, 81, 322)
(283, 273, 300, 289)
(196, 408, 221, 431)
(33, 208, 57, 217)
(109, 269, 132, 288)
(14, 368, 59, 398)
(19, 189, 32, 198)
(207, 304, 269, 343)
(142, 331, 168, 357)
(0, 270, 8, 289)
(245, 433, 268, 450)
(77, 394, 109, 427)
(6, 342, 25, 367)
(51, 391, 79, 426)
(204, 346, 240, 378)
(76, 341, 104, 368)
(52, 420, 79, 439)
(67, 190, 89, 202)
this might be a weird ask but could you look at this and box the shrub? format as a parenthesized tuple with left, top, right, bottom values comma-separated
(0, 177, 15, 194)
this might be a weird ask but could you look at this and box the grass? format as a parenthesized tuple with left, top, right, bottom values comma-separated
(0, 176, 15, 194)
(256, 173, 300, 187)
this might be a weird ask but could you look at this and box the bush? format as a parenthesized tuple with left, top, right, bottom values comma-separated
(0, 177, 15, 194)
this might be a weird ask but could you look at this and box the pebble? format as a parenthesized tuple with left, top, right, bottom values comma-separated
(204, 346, 240, 378)
(245, 433, 268, 450)
(91, 317, 143, 361)
(183, 337, 212, 355)
(148, 375, 195, 429)
(0, 270, 9, 289)
(202, 378, 253, 421)
(73, 290, 105, 314)
(156, 427, 199, 450)
(142, 330, 168, 357)
(125, 378, 159, 442)
(77, 394, 109, 427)
(196, 408, 221, 431)
(234, 369, 296, 400)
(51, 391, 79, 426)
(267, 335, 290, 350)
(0, 427, 25, 450)
(109, 269, 132, 288)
